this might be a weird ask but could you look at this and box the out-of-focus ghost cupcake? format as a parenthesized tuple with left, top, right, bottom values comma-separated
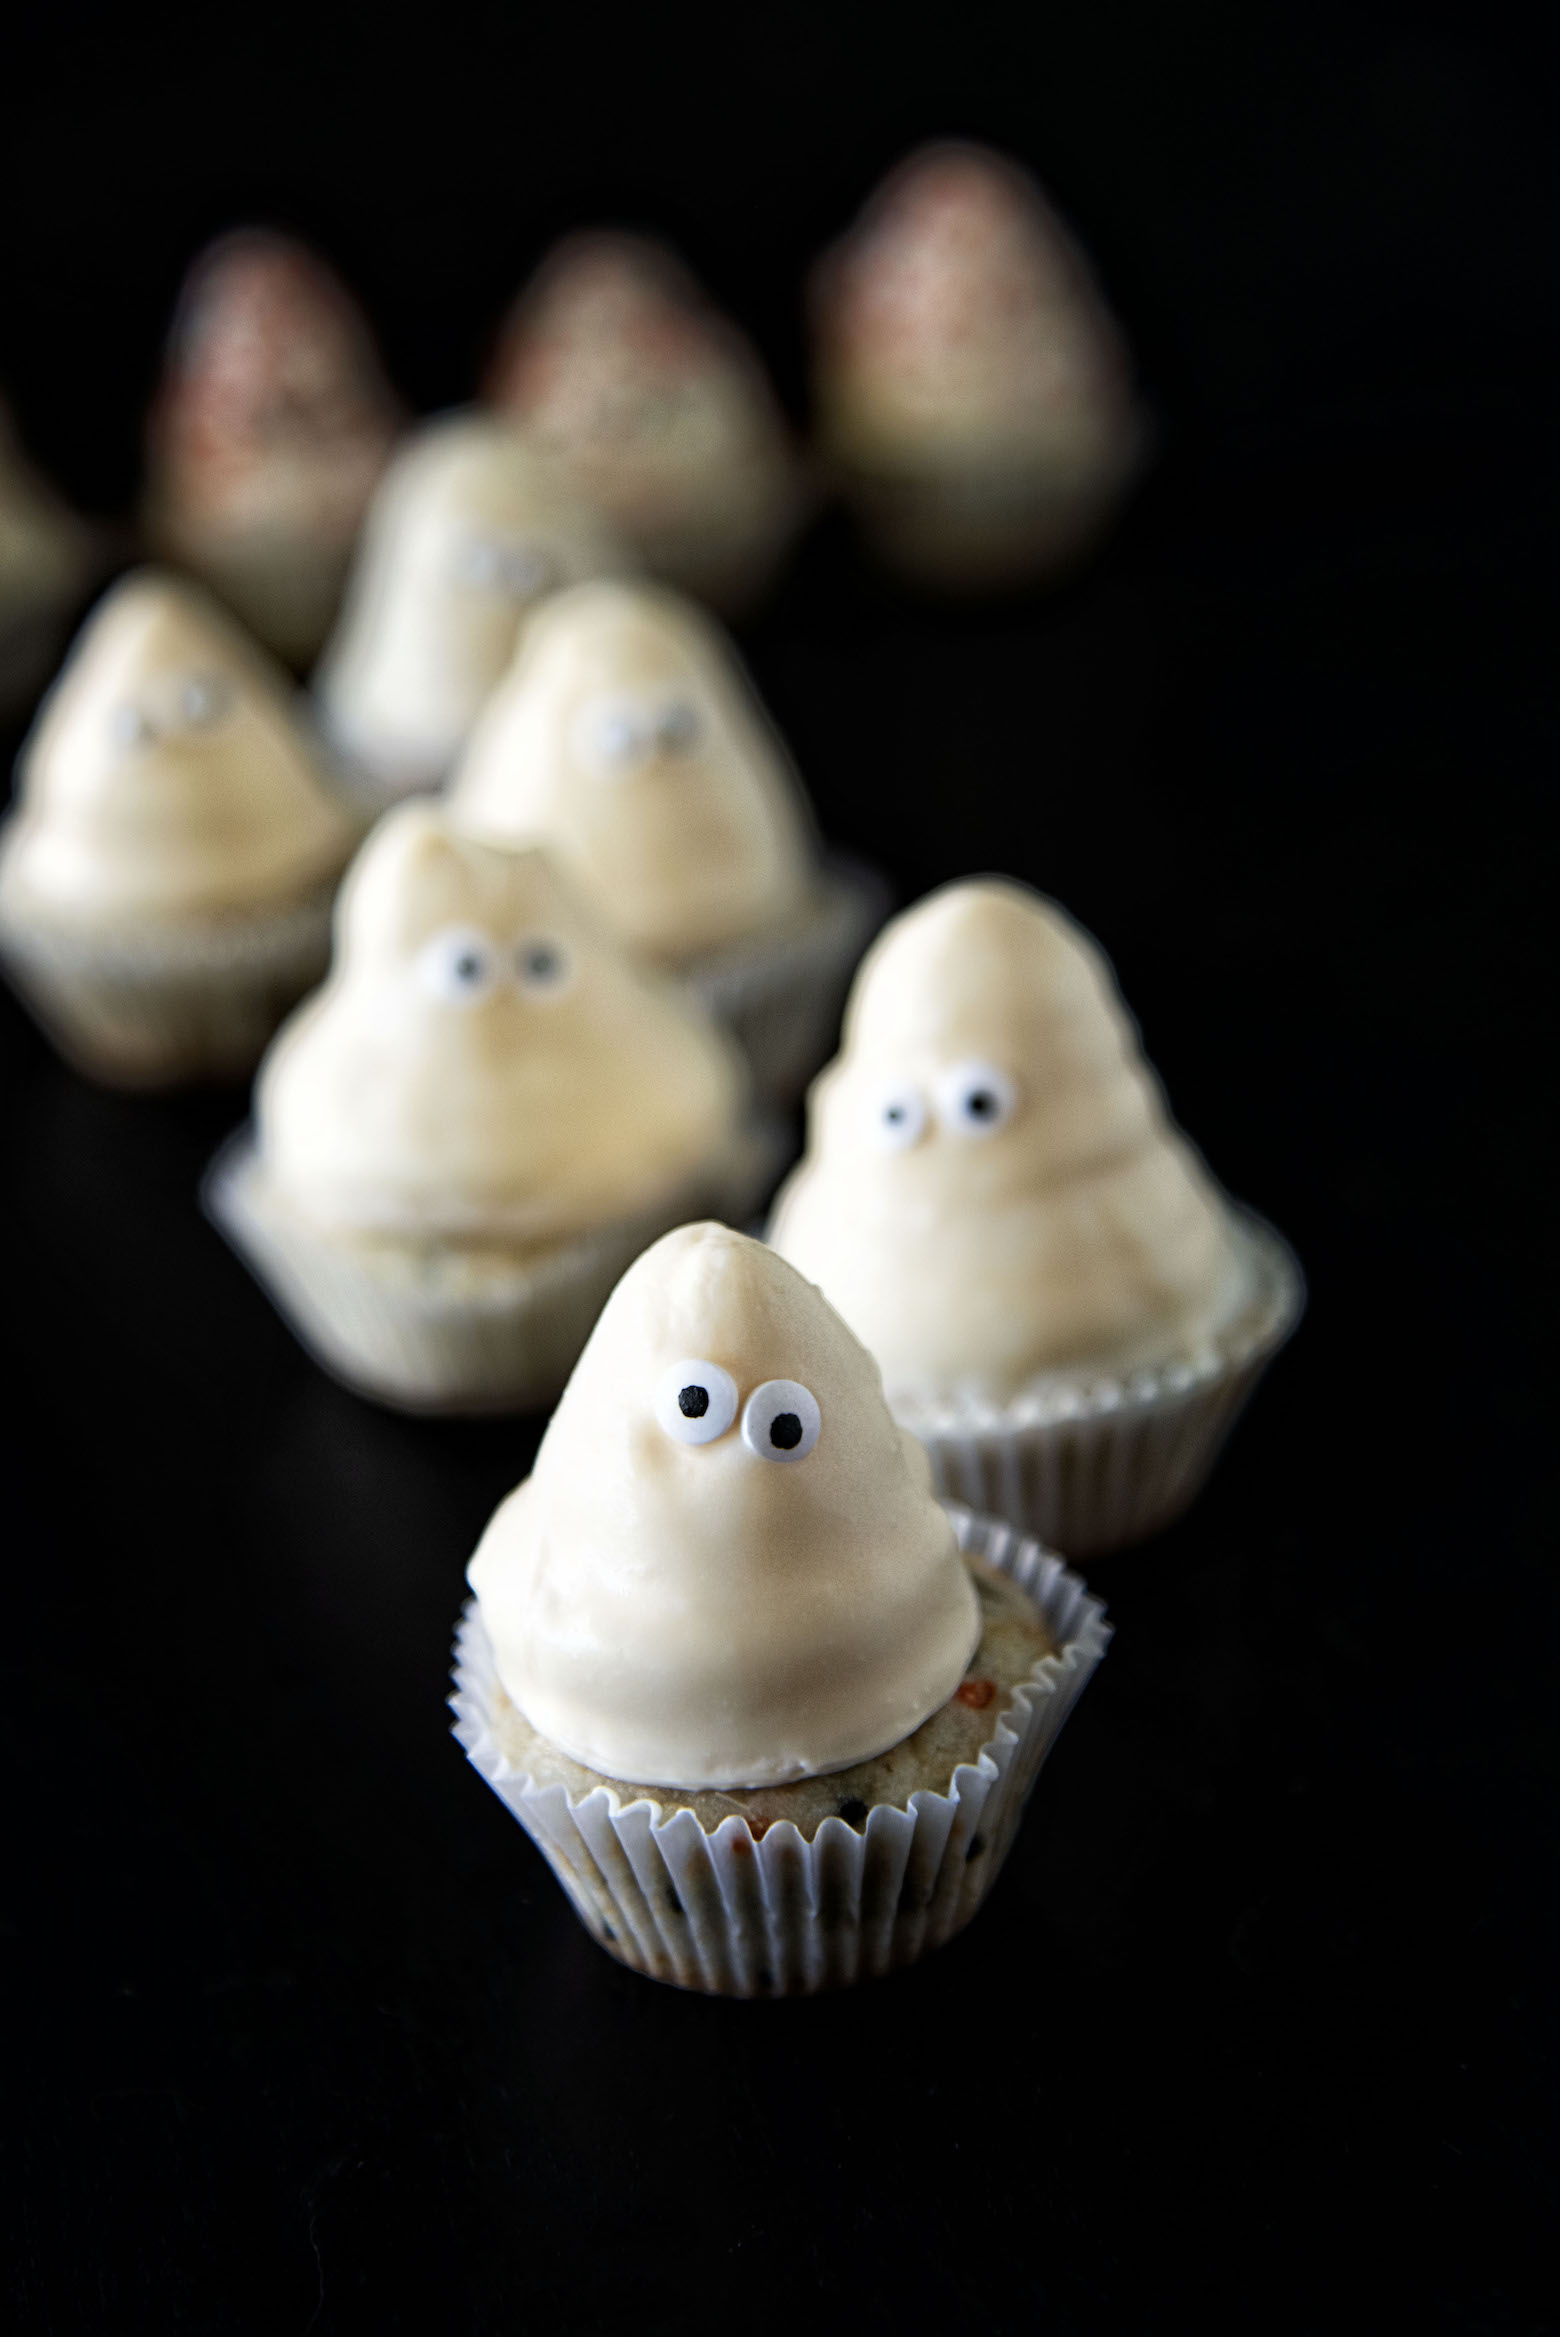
(810, 143, 1147, 589)
(0, 570, 358, 1086)
(453, 1221, 1109, 1993)
(486, 232, 807, 612)
(312, 413, 629, 807)
(768, 881, 1302, 1555)
(143, 230, 403, 667)
(206, 805, 768, 1412)
(0, 393, 101, 713)
(449, 578, 886, 1102)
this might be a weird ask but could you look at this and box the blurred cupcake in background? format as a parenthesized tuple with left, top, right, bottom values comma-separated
(143, 229, 403, 667)
(768, 880, 1303, 1555)
(313, 413, 630, 808)
(0, 570, 358, 1087)
(0, 392, 102, 714)
(448, 577, 887, 1103)
(454, 1220, 1110, 1994)
(207, 804, 770, 1413)
(810, 142, 1148, 590)
(486, 232, 808, 612)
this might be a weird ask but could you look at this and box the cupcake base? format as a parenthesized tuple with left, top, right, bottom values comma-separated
(204, 1125, 783, 1414)
(901, 1212, 1305, 1559)
(0, 880, 338, 1089)
(682, 854, 890, 1107)
(451, 1504, 1110, 1995)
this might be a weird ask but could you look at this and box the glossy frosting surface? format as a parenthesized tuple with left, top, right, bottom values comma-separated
(450, 579, 814, 960)
(468, 1222, 979, 1788)
(257, 807, 748, 1240)
(768, 879, 1241, 1400)
(0, 570, 355, 922)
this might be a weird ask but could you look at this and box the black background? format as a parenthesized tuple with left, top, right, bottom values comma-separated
(2, 2, 1556, 2330)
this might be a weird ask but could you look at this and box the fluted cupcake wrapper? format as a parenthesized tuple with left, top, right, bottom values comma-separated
(683, 854, 890, 1107)
(0, 881, 337, 1089)
(204, 1122, 785, 1415)
(903, 1212, 1305, 1559)
(450, 1504, 1110, 1996)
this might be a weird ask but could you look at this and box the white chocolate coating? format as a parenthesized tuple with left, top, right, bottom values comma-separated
(257, 807, 748, 1242)
(0, 570, 355, 925)
(812, 142, 1139, 477)
(450, 579, 815, 961)
(468, 1222, 979, 1789)
(313, 414, 629, 792)
(768, 880, 1243, 1402)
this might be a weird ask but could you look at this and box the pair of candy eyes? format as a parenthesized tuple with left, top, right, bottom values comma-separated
(654, 1362, 822, 1462)
(574, 693, 703, 775)
(109, 674, 232, 748)
(870, 1060, 1018, 1150)
(453, 537, 554, 598)
(415, 927, 572, 1004)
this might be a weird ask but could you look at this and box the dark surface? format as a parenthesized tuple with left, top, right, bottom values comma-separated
(2, 4, 1557, 2331)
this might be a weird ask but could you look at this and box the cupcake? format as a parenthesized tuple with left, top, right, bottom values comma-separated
(0, 570, 359, 1087)
(448, 577, 886, 1102)
(767, 881, 1303, 1556)
(143, 229, 403, 667)
(312, 412, 629, 806)
(453, 1221, 1109, 1993)
(0, 392, 99, 713)
(207, 805, 769, 1413)
(486, 232, 807, 612)
(810, 142, 1147, 589)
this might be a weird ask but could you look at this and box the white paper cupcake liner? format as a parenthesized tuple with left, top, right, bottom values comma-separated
(901, 1211, 1304, 1558)
(682, 854, 891, 1106)
(0, 881, 337, 1088)
(451, 1503, 1110, 1995)
(204, 1122, 785, 1415)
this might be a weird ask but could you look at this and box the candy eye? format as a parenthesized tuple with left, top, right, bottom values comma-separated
(109, 703, 155, 750)
(655, 1358, 739, 1446)
(655, 698, 702, 754)
(513, 935, 572, 997)
(870, 1086, 927, 1152)
(416, 926, 500, 1004)
(935, 1060, 1017, 1139)
(179, 673, 232, 728)
(574, 695, 652, 775)
(741, 1379, 821, 1463)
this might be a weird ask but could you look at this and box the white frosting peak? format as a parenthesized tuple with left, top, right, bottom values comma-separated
(768, 879, 1239, 1398)
(450, 578, 814, 960)
(257, 806, 748, 1241)
(468, 1222, 979, 1789)
(0, 569, 355, 923)
(313, 413, 629, 790)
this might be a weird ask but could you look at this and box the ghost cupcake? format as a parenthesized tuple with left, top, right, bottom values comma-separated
(449, 578, 887, 1101)
(453, 1221, 1109, 1993)
(0, 570, 358, 1087)
(486, 232, 807, 612)
(207, 805, 767, 1412)
(767, 881, 1303, 1556)
(0, 392, 100, 712)
(143, 229, 403, 667)
(810, 142, 1147, 589)
(312, 412, 628, 806)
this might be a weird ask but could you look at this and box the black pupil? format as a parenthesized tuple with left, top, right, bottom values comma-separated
(885, 1104, 904, 1123)
(678, 1384, 709, 1419)
(967, 1089, 997, 1118)
(769, 1412, 803, 1450)
(456, 953, 483, 983)
(524, 946, 558, 981)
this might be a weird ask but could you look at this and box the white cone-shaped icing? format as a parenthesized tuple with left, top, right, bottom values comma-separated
(0, 397, 93, 636)
(468, 1222, 979, 1789)
(450, 578, 814, 961)
(486, 232, 800, 598)
(812, 142, 1139, 475)
(313, 413, 629, 793)
(257, 806, 748, 1241)
(0, 569, 355, 924)
(768, 880, 1240, 1401)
